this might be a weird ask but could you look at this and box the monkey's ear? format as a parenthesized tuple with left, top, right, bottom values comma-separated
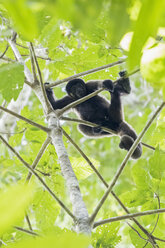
(66, 78, 85, 93)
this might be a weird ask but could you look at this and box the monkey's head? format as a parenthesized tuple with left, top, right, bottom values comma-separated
(66, 79, 87, 99)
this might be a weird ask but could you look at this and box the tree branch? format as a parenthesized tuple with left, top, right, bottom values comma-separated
(46, 59, 126, 88)
(62, 129, 157, 244)
(93, 208, 165, 228)
(0, 105, 50, 133)
(26, 136, 51, 181)
(14, 226, 39, 236)
(0, 135, 75, 220)
(90, 101, 165, 224)
(8, 39, 33, 84)
(9, 37, 91, 234)
(29, 43, 52, 113)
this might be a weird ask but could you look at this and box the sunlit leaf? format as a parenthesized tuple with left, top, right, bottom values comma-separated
(70, 157, 99, 180)
(141, 44, 165, 88)
(0, 63, 24, 101)
(128, 0, 164, 70)
(2, 0, 38, 40)
(0, 184, 34, 235)
(8, 232, 90, 248)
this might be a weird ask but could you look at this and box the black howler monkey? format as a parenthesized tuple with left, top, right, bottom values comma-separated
(45, 72, 142, 159)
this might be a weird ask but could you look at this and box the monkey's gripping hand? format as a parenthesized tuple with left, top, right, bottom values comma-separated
(102, 80, 114, 93)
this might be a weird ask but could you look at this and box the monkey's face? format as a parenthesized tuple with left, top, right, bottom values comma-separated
(70, 82, 87, 99)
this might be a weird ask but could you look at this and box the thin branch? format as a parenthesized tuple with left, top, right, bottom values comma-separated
(29, 43, 52, 113)
(151, 194, 160, 234)
(8, 39, 33, 83)
(25, 136, 50, 230)
(29, 45, 37, 82)
(14, 226, 39, 236)
(0, 135, 75, 221)
(26, 136, 51, 181)
(63, 129, 156, 244)
(25, 214, 33, 231)
(61, 117, 155, 151)
(153, 236, 165, 243)
(0, 44, 9, 58)
(93, 208, 165, 228)
(126, 222, 148, 242)
(90, 101, 165, 224)
(141, 142, 155, 150)
(57, 69, 140, 116)
(0, 105, 50, 133)
(47, 59, 126, 88)
(0, 128, 26, 135)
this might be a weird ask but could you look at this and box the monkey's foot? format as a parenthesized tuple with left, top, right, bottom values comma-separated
(102, 80, 114, 92)
(115, 78, 131, 94)
(119, 135, 142, 159)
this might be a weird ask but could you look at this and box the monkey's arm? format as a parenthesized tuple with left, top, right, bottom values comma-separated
(45, 87, 74, 110)
(86, 80, 113, 93)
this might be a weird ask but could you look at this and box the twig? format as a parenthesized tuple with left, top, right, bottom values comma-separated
(46, 59, 126, 88)
(0, 44, 9, 58)
(57, 69, 140, 116)
(25, 136, 50, 229)
(0, 128, 26, 135)
(151, 194, 160, 234)
(90, 101, 165, 224)
(61, 117, 155, 151)
(8, 39, 33, 83)
(14, 226, 38, 236)
(141, 142, 155, 150)
(153, 236, 165, 243)
(29, 45, 37, 82)
(26, 136, 51, 181)
(93, 208, 165, 228)
(29, 43, 52, 113)
(62, 129, 157, 245)
(25, 215, 33, 231)
(0, 105, 50, 133)
(126, 222, 148, 241)
(0, 135, 75, 221)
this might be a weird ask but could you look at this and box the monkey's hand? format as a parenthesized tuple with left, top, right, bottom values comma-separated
(44, 82, 53, 92)
(102, 80, 114, 92)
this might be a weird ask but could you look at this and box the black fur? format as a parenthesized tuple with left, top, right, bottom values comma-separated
(45, 72, 142, 159)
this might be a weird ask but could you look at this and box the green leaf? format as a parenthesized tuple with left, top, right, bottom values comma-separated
(7, 232, 90, 248)
(92, 222, 121, 248)
(0, 183, 34, 235)
(128, 0, 164, 70)
(141, 44, 165, 88)
(132, 160, 151, 189)
(2, 0, 38, 40)
(0, 63, 24, 101)
(70, 157, 99, 180)
(107, 0, 130, 46)
(149, 147, 165, 179)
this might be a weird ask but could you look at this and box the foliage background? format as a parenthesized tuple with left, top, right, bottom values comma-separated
(0, 0, 165, 247)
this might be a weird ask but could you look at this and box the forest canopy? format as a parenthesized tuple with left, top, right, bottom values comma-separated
(0, 0, 165, 247)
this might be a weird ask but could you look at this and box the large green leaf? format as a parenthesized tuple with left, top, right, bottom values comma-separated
(149, 148, 165, 179)
(141, 44, 165, 88)
(2, 0, 38, 40)
(128, 0, 164, 70)
(70, 157, 99, 180)
(0, 184, 34, 235)
(7, 232, 90, 248)
(0, 63, 24, 101)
